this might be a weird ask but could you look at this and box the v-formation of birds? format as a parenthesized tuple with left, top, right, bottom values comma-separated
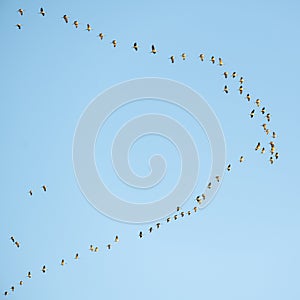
(4, 5, 280, 297)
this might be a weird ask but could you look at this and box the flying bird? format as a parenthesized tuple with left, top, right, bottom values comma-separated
(41, 265, 47, 273)
(111, 40, 117, 47)
(224, 85, 229, 93)
(156, 223, 161, 229)
(239, 156, 244, 163)
(193, 206, 198, 212)
(272, 132, 277, 139)
(19, 281, 23, 286)
(215, 175, 221, 182)
(115, 235, 119, 242)
(181, 53, 187, 60)
(275, 152, 279, 159)
(62, 15, 69, 23)
(250, 109, 255, 118)
(266, 113, 271, 122)
(239, 77, 244, 84)
(75, 253, 79, 260)
(210, 56, 215, 64)
(151, 44, 157, 54)
(239, 86, 243, 94)
(107, 244, 111, 250)
(10, 236, 15, 243)
(27, 272, 32, 278)
(261, 107, 266, 114)
(223, 71, 228, 78)
(98, 32, 104, 40)
(16, 24, 22, 30)
(39, 8, 46, 16)
(218, 57, 223, 66)
(227, 164, 231, 171)
(132, 42, 138, 51)
(246, 93, 251, 101)
(86, 24, 92, 31)
(89, 245, 94, 252)
(261, 147, 265, 154)
(42, 185, 47, 192)
(199, 53, 204, 61)
(149, 227, 153, 233)
(169, 55, 175, 63)
(232, 72, 237, 78)
(17, 8, 24, 16)
(256, 99, 261, 107)
(139, 231, 143, 238)
(73, 20, 79, 28)
(269, 157, 274, 164)
(255, 142, 261, 151)
(60, 259, 65, 266)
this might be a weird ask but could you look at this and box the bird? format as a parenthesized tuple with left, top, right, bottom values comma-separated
(193, 206, 198, 212)
(210, 56, 215, 64)
(239, 85, 243, 94)
(62, 15, 69, 23)
(4, 291, 8, 296)
(75, 253, 79, 260)
(275, 152, 279, 159)
(111, 40, 117, 47)
(60, 259, 65, 266)
(16, 24, 22, 30)
(139, 231, 143, 238)
(261, 147, 265, 154)
(89, 245, 94, 252)
(218, 57, 223, 66)
(15, 241, 20, 248)
(156, 223, 161, 229)
(132, 42, 138, 51)
(261, 107, 266, 114)
(94, 247, 99, 252)
(174, 215, 178, 220)
(224, 85, 229, 93)
(86, 24, 92, 31)
(73, 20, 79, 28)
(42, 185, 47, 192)
(27, 271, 32, 278)
(167, 217, 171, 223)
(41, 265, 47, 273)
(19, 281, 23, 286)
(196, 195, 202, 204)
(239, 77, 244, 84)
(10, 287, 14, 293)
(181, 212, 185, 217)
(39, 8, 46, 16)
(151, 44, 157, 54)
(250, 109, 255, 118)
(10, 236, 15, 243)
(169, 55, 175, 63)
(227, 164, 231, 171)
(272, 131, 277, 139)
(181, 53, 187, 60)
(246, 93, 251, 102)
(187, 211, 191, 215)
(107, 244, 111, 250)
(202, 193, 206, 200)
(266, 113, 271, 122)
(255, 142, 261, 151)
(176, 206, 181, 212)
(256, 99, 261, 107)
(98, 32, 104, 40)
(115, 235, 119, 242)
(269, 157, 274, 164)
(17, 8, 24, 16)
(149, 227, 153, 233)
(199, 53, 204, 61)
(215, 175, 221, 182)
(232, 72, 237, 78)
(270, 147, 275, 155)
(262, 123, 267, 130)
(207, 182, 212, 189)
(265, 129, 270, 135)
(239, 156, 244, 163)
(223, 71, 228, 78)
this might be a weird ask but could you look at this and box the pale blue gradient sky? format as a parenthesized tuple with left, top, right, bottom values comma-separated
(0, 0, 299, 299)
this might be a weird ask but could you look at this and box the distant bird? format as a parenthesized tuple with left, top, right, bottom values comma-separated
(256, 99, 261, 107)
(15, 241, 20, 248)
(107, 244, 111, 250)
(181, 53, 187, 60)
(62, 15, 69, 23)
(266, 113, 271, 122)
(156, 223, 161, 229)
(139, 231, 143, 238)
(19, 281, 23, 286)
(86, 24, 92, 31)
(169, 55, 175, 63)
(115, 235, 119, 242)
(223, 71, 228, 78)
(42, 185, 47, 192)
(269, 141, 275, 148)
(232, 72, 237, 78)
(174, 214, 178, 220)
(98, 32, 104, 40)
(94, 247, 99, 252)
(196, 195, 202, 204)
(39, 8, 46, 16)
(239, 77, 244, 84)
(151, 44, 157, 54)
(89, 245, 94, 252)
(261, 107, 266, 114)
(275, 152, 279, 159)
(224, 85, 229, 94)
(215, 175, 221, 182)
(60, 259, 65, 266)
(265, 129, 270, 135)
(132, 42, 138, 51)
(17, 8, 24, 16)
(218, 57, 223, 66)
(73, 20, 79, 28)
(227, 164, 231, 171)
(16, 24, 22, 30)
(176, 206, 181, 212)
(255, 142, 261, 151)
(41, 265, 47, 273)
(261, 147, 265, 154)
(269, 157, 274, 164)
(202, 193, 206, 200)
(270, 147, 275, 155)
(239, 156, 244, 163)
(246, 93, 251, 102)
(111, 40, 117, 47)
(10, 236, 15, 243)
(27, 272, 32, 278)
(10, 287, 14, 293)
(250, 109, 255, 118)
(4, 291, 8, 296)
(210, 56, 215, 64)
(149, 227, 153, 233)
(199, 53, 204, 61)
(262, 123, 267, 130)
(180, 211, 185, 217)
(193, 206, 198, 212)
(187, 211, 191, 215)
(272, 131, 277, 139)
(75, 253, 79, 260)
(207, 182, 212, 189)
(239, 86, 243, 94)
(167, 217, 171, 223)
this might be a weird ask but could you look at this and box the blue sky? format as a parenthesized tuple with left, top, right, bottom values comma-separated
(0, 0, 299, 299)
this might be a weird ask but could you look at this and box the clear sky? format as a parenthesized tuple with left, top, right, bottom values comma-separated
(0, 0, 299, 299)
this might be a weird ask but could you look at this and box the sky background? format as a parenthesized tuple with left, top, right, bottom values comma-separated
(0, 0, 299, 299)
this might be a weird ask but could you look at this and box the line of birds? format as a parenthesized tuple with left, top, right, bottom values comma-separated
(4, 5, 280, 297)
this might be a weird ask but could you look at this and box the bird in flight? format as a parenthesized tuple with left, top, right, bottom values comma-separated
(16, 24, 22, 30)
(151, 44, 157, 54)
(17, 8, 24, 16)
(132, 42, 138, 51)
(62, 15, 69, 23)
(39, 8, 46, 16)
(199, 53, 204, 61)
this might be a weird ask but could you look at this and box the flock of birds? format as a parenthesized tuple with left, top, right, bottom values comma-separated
(4, 5, 280, 297)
